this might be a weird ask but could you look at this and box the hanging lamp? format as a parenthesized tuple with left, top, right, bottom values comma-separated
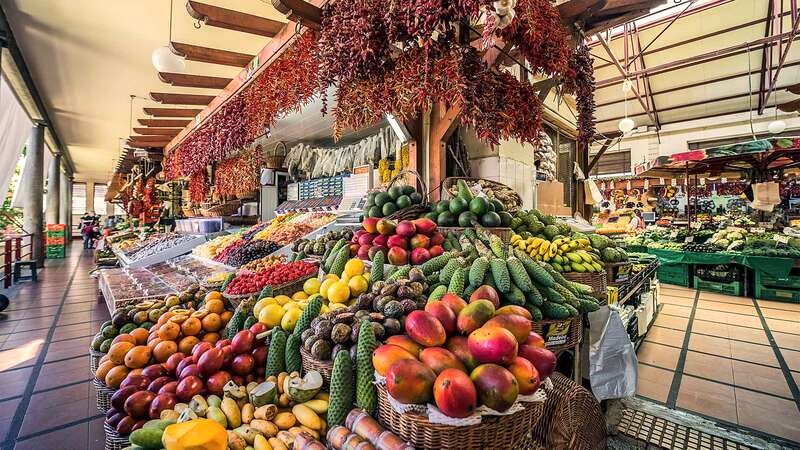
(152, 0, 185, 73)
(768, 96, 786, 134)
(618, 79, 635, 133)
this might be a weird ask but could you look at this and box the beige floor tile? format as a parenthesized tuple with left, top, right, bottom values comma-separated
(736, 388, 800, 443)
(760, 308, 800, 322)
(660, 289, 696, 300)
(636, 363, 673, 403)
(730, 340, 778, 367)
(698, 292, 752, 304)
(773, 331, 800, 351)
(660, 296, 695, 307)
(757, 300, 800, 312)
(732, 360, 792, 398)
(727, 325, 769, 345)
(661, 283, 696, 293)
(661, 304, 693, 318)
(653, 314, 689, 331)
(695, 309, 763, 328)
(792, 371, 800, 387)
(691, 319, 729, 339)
(637, 342, 681, 370)
(683, 351, 733, 384)
(644, 326, 686, 348)
(766, 318, 799, 335)
(697, 300, 756, 315)
(677, 375, 738, 424)
(688, 333, 732, 358)
(782, 348, 800, 372)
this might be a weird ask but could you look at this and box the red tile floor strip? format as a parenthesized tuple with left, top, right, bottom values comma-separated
(0, 243, 107, 450)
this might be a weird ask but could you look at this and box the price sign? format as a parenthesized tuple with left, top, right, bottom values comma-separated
(685, 236, 694, 243)
(774, 234, 790, 245)
(751, 227, 766, 234)
(690, 222, 702, 230)
(545, 321, 571, 346)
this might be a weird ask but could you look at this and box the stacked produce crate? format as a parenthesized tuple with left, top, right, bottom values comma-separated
(46, 224, 66, 259)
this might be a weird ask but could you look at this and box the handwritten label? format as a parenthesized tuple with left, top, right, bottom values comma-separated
(751, 227, 765, 234)
(684, 236, 694, 243)
(774, 235, 790, 244)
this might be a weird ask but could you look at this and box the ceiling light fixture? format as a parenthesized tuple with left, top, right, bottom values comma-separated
(768, 95, 786, 134)
(152, 0, 185, 73)
(618, 79, 635, 133)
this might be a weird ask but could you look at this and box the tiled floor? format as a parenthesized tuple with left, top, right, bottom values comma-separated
(636, 284, 800, 444)
(0, 243, 107, 450)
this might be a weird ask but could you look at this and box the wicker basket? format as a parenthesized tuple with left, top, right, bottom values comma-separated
(300, 346, 333, 389)
(383, 169, 431, 220)
(200, 201, 241, 217)
(532, 373, 606, 450)
(438, 226, 513, 243)
(563, 271, 607, 295)
(376, 384, 544, 450)
(264, 142, 287, 169)
(89, 349, 105, 376)
(441, 177, 522, 212)
(103, 422, 130, 450)
(93, 379, 114, 413)
(531, 315, 582, 351)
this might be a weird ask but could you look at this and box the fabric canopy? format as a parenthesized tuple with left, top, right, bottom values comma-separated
(0, 76, 32, 205)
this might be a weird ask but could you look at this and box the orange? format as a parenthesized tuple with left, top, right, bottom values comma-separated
(204, 291, 223, 302)
(124, 345, 152, 369)
(112, 334, 136, 346)
(220, 311, 233, 324)
(105, 365, 129, 389)
(180, 317, 202, 336)
(158, 322, 181, 341)
(153, 340, 178, 363)
(202, 332, 220, 343)
(205, 298, 225, 315)
(95, 360, 116, 380)
(201, 313, 222, 332)
(108, 342, 135, 365)
(178, 336, 199, 355)
(130, 328, 149, 345)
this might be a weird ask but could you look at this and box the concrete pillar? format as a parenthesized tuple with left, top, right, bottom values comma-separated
(23, 124, 45, 267)
(46, 154, 61, 225)
(59, 171, 71, 234)
(86, 180, 95, 216)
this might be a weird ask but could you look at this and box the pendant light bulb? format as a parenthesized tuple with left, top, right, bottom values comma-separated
(768, 119, 786, 134)
(618, 117, 635, 133)
(152, 0, 184, 73)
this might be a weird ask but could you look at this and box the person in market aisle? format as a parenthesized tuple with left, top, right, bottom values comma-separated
(80, 220, 95, 249)
(627, 209, 646, 232)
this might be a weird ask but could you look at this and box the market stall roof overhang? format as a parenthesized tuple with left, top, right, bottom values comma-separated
(634, 136, 800, 178)
(591, 0, 800, 137)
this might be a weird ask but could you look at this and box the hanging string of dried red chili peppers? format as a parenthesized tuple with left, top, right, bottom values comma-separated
(213, 147, 264, 197)
(564, 45, 596, 146)
(188, 171, 209, 204)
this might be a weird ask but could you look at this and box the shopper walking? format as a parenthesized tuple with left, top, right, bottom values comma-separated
(81, 221, 95, 249)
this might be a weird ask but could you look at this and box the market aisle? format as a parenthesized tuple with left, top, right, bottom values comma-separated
(636, 284, 800, 444)
(0, 243, 108, 450)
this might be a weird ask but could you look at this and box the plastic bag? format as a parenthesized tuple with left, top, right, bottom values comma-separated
(587, 306, 637, 401)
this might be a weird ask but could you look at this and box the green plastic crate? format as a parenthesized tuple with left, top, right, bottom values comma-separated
(755, 285, 800, 303)
(46, 230, 65, 238)
(755, 270, 800, 290)
(46, 248, 65, 258)
(657, 263, 689, 287)
(693, 278, 743, 297)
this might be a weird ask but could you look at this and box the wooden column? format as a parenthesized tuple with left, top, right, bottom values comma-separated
(429, 103, 460, 201)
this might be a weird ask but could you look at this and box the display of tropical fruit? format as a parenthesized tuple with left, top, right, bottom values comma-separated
(510, 234, 605, 273)
(193, 233, 243, 260)
(443, 179, 520, 215)
(352, 217, 444, 265)
(292, 228, 355, 257)
(224, 261, 319, 296)
(363, 184, 426, 218)
(426, 180, 512, 228)
(327, 409, 412, 450)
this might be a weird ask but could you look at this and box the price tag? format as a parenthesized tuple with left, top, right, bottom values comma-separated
(544, 321, 571, 346)
(774, 234, 790, 244)
(690, 222, 701, 230)
(751, 227, 765, 234)
(684, 236, 694, 243)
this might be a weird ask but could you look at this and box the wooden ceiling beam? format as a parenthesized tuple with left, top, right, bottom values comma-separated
(150, 92, 215, 105)
(158, 72, 231, 89)
(186, 1, 285, 37)
(143, 107, 203, 117)
(127, 140, 168, 149)
(271, 0, 321, 30)
(133, 127, 182, 136)
(169, 42, 254, 67)
(138, 119, 192, 127)
(129, 135, 173, 143)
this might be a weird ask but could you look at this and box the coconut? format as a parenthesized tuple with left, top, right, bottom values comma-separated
(285, 371, 323, 403)
(249, 381, 278, 407)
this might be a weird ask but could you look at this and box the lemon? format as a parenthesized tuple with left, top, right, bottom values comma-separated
(258, 304, 285, 329)
(348, 275, 368, 297)
(319, 278, 337, 300)
(283, 302, 301, 312)
(253, 297, 274, 318)
(280, 307, 303, 332)
(327, 280, 351, 303)
(303, 278, 321, 295)
(275, 295, 292, 305)
(344, 259, 365, 277)
(340, 272, 351, 284)
(292, 291, 309, 301)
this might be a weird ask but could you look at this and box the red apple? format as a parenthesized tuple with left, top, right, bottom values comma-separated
(387, 235, 408, 249)
(373, 234, 388, 247)
(358, 233, 375, 246)
(357, 245, 371, 260)
(395, 220, 417, 237)
(429, 232, 445, 246)
(231, 354, 255, 376)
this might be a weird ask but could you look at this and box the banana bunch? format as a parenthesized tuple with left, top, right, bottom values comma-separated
(511, 234, 604, 273)
(510, 234, 557, 261)
(551, 249, 604, 273)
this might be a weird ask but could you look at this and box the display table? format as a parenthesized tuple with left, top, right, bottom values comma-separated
(647, 248, 796, 278)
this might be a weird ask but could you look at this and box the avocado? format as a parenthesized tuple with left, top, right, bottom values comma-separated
(469, 197, 489, 216)
(401, 185, 415, 196)
(498, 211, 513, 227)
(437, 211, 457, 227)
(101, 325, 119, 339)
(458, 211, 478, 227)
(368, 205, 383, 218)
(480, 211, 502, 227)
(388, 186, 403, 200)
(490, 199, 505, 212)
(375, 192, 391, 207)
(382, 202, 398, 216)
(367, 192, 377, 207)
(91, 334, 105, 351)
(435, 200, 450, 214)
(409, 192, 423, 205)
(396, 195, 412, 209)
(100, 339, 113, 353)
(449, 197, 468, 215)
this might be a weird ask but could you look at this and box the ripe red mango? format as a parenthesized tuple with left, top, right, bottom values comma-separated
(467, 326, 518, 365)
(405, 310, 447, 347)
(469, 285, 500, 308)
(457, 300, 495, 335)
(470, 364, 519, 412)
(439, 293, 467, 315)
(424, 301, 457, 336)
(507, 356, 541, 395)
(434, 368, 477, 418)
(384, 335, 423, 358)
(518, 346, 556, 379)
(419, 347, 466, 374)
(386, 359, 436, 404)
(483, 314, 532, 343)
(446, 336, 479, 371)
(372, 344, 417, 376)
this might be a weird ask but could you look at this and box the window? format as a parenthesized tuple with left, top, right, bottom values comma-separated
(93, 184, 107, 215)
(72, 182, 86, 215)
(590, 149, 631, 176)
